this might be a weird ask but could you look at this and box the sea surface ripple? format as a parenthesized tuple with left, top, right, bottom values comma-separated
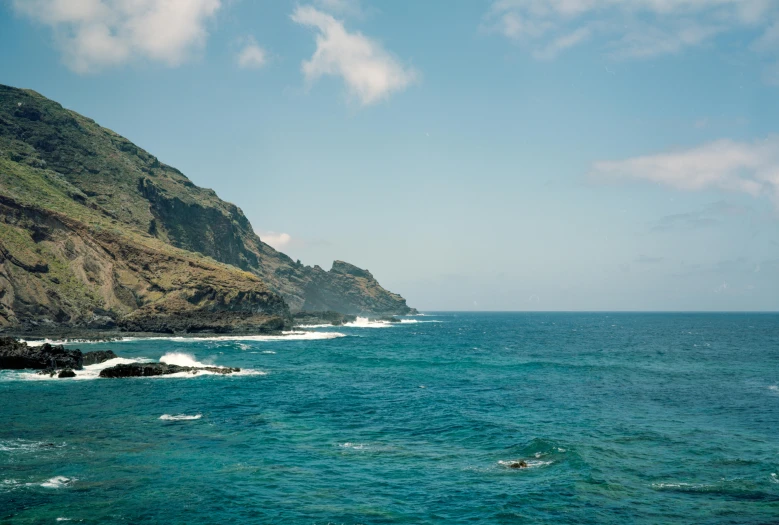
(1, 313, 778, 524)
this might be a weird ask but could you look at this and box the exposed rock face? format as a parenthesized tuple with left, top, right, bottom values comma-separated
(82, 350, 117, 366)
(292, 310, 357, 326)
(0, 336, 82, 369)
(0, 84, 414, 331)
(99, 362, 240, 378)
(58, 368, 76, 378)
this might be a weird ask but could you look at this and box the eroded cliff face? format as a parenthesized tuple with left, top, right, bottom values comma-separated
(0, 86, 413, 315)
(0, 167, 288, 333)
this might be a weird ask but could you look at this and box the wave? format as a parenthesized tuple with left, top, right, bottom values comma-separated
(159, 414, 202, 421)
(769, 385, 779, 393)
(40, 476, 75, 489)
(0, 439, 65, 453)
(498, 459, 554, 469)
(1, 354, 265, 381)
(22, 331, 346, 347)
(338, 442, 369, 450)
(344, 317, 395, 328)
(159, 352, 215, 368)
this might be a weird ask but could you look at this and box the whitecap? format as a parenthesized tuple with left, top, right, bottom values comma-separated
(498, 459, 553, 469)
(40, 476, 74, 489)
(768, 385, 779, 393)
(0, 439, 64, 452)
(344, 317, 394, 328)
(338, 442, 369, 450)
(771, 473, 778, 484)
(159, 352, 216, 368)
(159, 414, 202, 421)
(262, 351, 276, 354)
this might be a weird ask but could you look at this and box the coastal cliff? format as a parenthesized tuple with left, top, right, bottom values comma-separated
(0, 84, 413, 333)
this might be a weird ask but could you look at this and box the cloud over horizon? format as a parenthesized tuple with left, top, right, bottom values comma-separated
(291, 5, 416, 106)
(12, 0, 221, 73)
(592, 136, 779, 208)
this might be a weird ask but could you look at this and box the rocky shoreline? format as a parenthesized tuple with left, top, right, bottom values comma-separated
(0, 337, 241, 378)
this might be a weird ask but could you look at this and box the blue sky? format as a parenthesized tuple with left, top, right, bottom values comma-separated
(1, 0, 779, 311)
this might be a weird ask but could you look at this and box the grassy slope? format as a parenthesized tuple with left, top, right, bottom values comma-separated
(0, 84, 414, 319)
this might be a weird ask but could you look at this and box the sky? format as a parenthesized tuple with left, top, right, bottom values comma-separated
(1, 0, 779, 311)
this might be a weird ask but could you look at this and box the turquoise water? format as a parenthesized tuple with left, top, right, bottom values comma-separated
(1, 313, 778, 524)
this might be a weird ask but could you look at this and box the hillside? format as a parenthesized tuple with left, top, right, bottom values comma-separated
(0, 85, 413, 332)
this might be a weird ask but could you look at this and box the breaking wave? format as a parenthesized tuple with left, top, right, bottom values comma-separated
(40, 476, 75, 489)
(159, 414, 202, 421)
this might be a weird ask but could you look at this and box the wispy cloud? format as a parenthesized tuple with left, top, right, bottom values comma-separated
(650, 201, 752, 232)
(485, 0, 779, 65)
(13, 0, 222, 73)
(635, 254, 664, 264)
(591, 136, 779, 208)
(236, 37, 267, 69)
(291, 5, 417, 106)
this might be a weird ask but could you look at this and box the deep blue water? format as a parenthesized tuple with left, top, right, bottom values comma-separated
(1, 313, 778, 524)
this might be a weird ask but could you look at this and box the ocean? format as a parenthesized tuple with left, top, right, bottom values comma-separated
(1, 313, 778, 524)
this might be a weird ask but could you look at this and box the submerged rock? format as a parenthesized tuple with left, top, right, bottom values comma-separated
(99, 362, 240, 378)
(58, 368, 76, 378)
(0, 337, 83, 370)
(506, 460, 528, 469)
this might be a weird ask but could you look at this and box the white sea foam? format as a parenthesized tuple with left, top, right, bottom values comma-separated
(344, 317, 395, 328)
(651, 482, 714, 491)
(40, 476, 74, 489)
(262, 351, 276, 354)
(771, 473, 778, 484)
(338, 442, 369, 450)
(0, 439, 64, 452)
(23, 331, 346, 347)
(160, 352, 215, 368)
(769, 385, 779, 393)
(498, 459, 553, 469)
(1, 354, 265, 381)
(159, 414, 202, 421)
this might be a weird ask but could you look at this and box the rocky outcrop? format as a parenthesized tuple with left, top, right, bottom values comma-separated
(99, 362, 240, 378)
(0, 337, 82, 369)
(82, 350, 117, 366)
(0, 84, 414, 329)
(58, 368, 76, 378)
(292, 310, 357, 326)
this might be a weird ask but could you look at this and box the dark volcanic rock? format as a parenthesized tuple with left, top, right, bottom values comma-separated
(375, 316, 401, 323)
(0, 337, 83, 370)
(58, 368, 76, 378)
(292, 310, 357, 327)
(99, 362, 240, 378)
(82, 350, 118, 366)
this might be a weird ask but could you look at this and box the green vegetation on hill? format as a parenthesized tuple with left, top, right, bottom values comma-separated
(0, 85, 413, 332)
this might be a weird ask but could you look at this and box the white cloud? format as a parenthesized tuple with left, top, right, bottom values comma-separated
(261, 232, 292, 250)
(291, 5, 416, 106)
(313, 0, 364, 17)
(532, 27, 592, 60)
(237, 37, 267, 69)
(591, 136, 779, 207)
(13, 0, 221, 73)
(485, 0, 779, 62)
